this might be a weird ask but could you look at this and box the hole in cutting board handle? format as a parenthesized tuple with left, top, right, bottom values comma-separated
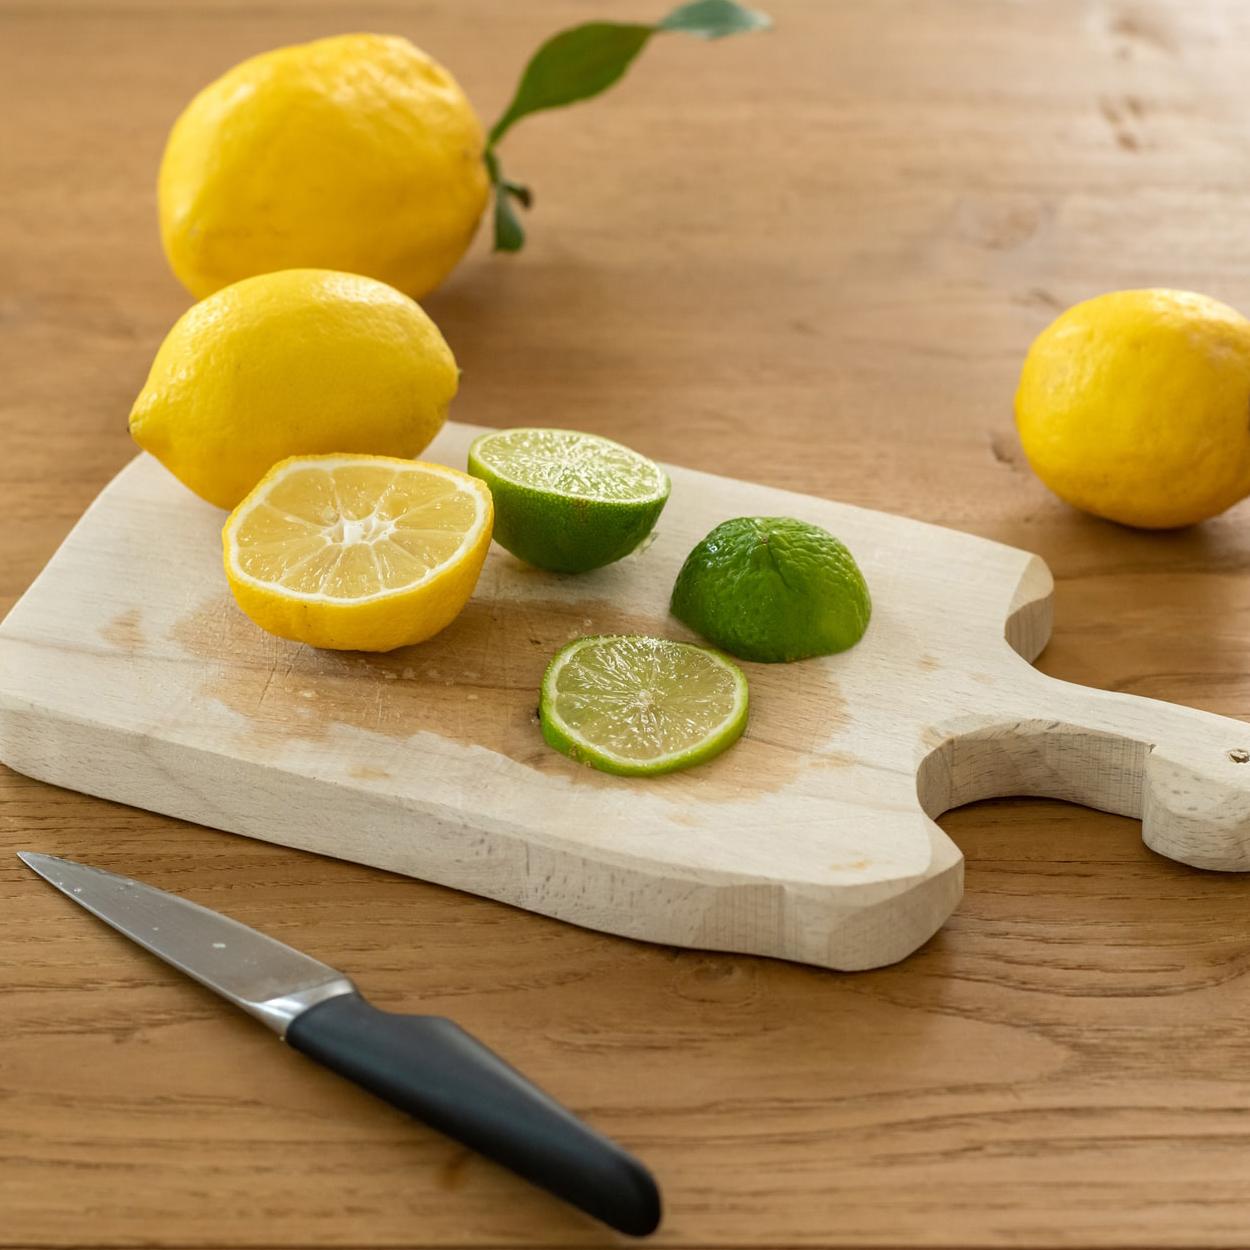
(917, 700, 1250, 874)
(917, 719, 1149, 821)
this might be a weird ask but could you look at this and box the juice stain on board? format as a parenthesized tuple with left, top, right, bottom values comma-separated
(164, 591, 851, 802)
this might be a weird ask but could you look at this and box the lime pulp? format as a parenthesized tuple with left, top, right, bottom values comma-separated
(468, 428, 669, 573)
(539, 635, 748, 776)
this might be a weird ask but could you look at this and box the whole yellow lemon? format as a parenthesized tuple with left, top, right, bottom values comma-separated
(1015, 289, 1250, 528)
(129, 269, 458, 509)
(158, 34, 490, 301)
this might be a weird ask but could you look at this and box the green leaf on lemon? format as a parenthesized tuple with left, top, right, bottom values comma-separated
(658, 0, 773, 38)
(485, 150, 529, 252)
(489, 23, 653, 147)
(486, 0, 772, 250)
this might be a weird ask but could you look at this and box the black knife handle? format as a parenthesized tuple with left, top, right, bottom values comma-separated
(285, 993, 661, 1236)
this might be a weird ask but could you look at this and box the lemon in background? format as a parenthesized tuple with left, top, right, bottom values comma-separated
(159, 34, 489, 301)
(129, 269, 458, 509)
(1015, 289, 1250, 528)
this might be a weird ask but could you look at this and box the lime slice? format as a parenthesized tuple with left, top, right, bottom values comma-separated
(540, 635, 749, 776)
(670, 516, 871, 663)
(468, 428, 670, 573)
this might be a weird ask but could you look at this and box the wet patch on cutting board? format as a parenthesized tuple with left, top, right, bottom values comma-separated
(171, 592, 848, 800)
(101, 607, 145, 652)
(349, 764, 392, 781)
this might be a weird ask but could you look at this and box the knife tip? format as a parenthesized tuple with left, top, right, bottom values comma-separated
(17, 851, 57, 872)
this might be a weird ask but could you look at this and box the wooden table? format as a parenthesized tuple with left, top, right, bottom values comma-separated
(6, 1, 1250, 1245)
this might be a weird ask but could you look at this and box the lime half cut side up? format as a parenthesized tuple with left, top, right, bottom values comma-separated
(468, 427, 670, 573)
(539, 635, 749, 776)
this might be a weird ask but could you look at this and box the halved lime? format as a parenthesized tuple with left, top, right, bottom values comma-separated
(671, 516, 871, 662)
(467, 428, 670, 573)
(540, 635, 749, 776)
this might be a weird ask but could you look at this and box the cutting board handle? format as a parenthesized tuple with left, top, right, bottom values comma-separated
(919, 660, 1250, 871)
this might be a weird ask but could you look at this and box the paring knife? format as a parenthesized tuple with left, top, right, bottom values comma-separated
(17, 852, 661, 1237)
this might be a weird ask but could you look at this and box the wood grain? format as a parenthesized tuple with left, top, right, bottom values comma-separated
(5, 0, 1250, 1245)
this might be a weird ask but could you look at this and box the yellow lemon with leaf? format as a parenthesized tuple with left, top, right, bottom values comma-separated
(1015, 289, 1250, 528)
(156, 7, 772, 299)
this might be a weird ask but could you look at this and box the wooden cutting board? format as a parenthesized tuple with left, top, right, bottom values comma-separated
(4, 421, 1250, 971)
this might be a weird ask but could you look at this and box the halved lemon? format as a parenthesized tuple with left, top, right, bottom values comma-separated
(223, 454, 493, 651)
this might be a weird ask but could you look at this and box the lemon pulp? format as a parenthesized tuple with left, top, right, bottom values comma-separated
(223, 455, 493, 651)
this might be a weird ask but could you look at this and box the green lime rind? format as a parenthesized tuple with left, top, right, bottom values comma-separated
(467, 427, 670, 573)
(539, 634, 749, 777)
(670, 516, 871, 663)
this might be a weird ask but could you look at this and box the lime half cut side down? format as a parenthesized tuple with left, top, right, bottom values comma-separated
(468, 428, 670, 573)
(670, 516, 872, 662)
(540, 635, 749, 776)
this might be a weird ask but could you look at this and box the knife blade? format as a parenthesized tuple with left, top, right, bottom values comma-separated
(18, 852, 661, 1238)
